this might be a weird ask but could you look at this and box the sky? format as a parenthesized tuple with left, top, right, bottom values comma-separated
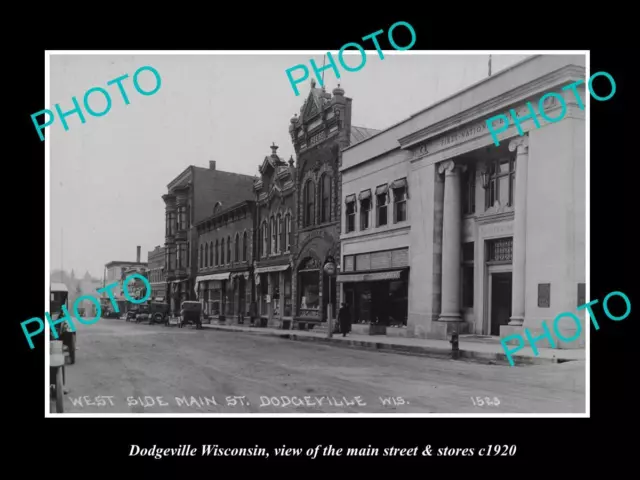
(49, 52, 530, 279)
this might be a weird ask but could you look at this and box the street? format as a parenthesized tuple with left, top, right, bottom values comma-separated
(51, 318, 586, 414)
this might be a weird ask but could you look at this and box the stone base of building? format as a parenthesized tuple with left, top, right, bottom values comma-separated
(499, 325, 585, 349)
(429, 320, 470, 340)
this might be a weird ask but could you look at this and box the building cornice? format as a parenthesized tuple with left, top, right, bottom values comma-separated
(398, 64, 585, 150)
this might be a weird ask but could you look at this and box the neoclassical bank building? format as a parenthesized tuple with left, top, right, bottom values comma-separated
(340, 54, 586, 348)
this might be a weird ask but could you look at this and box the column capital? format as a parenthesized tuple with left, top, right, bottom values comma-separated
(437, 159, 467, 176)
(508, 136, 529, 155)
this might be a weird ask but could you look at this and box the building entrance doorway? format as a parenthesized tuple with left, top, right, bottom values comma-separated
(490, 272, 512, 335)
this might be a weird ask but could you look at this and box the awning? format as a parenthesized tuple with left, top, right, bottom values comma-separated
(154, 297, 165, 302)
(255, 265, 290, 274)
(358, 189, 371, 201)
(390, 178, 407, 190)
(196, 273, 230, 282)
(375, 184, 389, 195)
(336, 270, 404, 283)
(171, 279, 188, 284)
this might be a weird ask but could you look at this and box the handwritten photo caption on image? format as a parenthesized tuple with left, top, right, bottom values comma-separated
(128, 443, 517, 460)
(67, 395, 410, 409)
(470, 396, 500, 407)
(22, 273, 151, 349)
(31, 65, 162, 141)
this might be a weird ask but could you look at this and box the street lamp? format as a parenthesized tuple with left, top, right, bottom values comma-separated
(323, 257, 337, 338)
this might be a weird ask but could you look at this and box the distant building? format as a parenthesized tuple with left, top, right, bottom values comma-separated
(103, 246, 148, 313)
(163, 161, 255, 314)
(147, 245, 166, 302)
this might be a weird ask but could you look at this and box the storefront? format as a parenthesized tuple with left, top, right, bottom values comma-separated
(254, 264, 292, 327)
(338, 249, 410, 328)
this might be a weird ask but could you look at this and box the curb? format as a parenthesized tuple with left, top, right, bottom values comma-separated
(201, 324, 576, 366)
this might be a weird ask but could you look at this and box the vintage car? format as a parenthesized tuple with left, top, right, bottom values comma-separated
(50, 283, 76, 364)
(179, 301, 203, 329)
(126, 307, 139, 322)
(134, 304, 150, 323)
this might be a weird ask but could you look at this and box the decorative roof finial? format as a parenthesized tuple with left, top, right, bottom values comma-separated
(270, 142, 279, 155)
(310, 78, 316, 88)
(289, 155, 295, 166)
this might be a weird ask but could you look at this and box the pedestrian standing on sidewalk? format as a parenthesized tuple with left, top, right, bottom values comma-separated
(338, 302, 351, 337)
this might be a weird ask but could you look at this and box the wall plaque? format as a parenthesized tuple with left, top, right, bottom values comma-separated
(538, 283, 550, 308)
(577, 283, 585, 307)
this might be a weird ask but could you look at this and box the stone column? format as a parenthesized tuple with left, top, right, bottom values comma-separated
(508, 136, 529, 326)
(438, 160, 466, 322)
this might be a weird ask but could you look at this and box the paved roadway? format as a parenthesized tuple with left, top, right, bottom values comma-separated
(51, 318, 586, 414)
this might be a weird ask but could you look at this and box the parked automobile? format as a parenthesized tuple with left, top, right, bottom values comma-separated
(103, 310, 121, 319)
(179, 301, 203, 329)
(126, 308, 138, 322)
(50, 283, 76, 364)
(149, 302, 171, 324)
(135, 304, 150, 323)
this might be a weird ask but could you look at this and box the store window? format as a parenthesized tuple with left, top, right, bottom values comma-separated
(284, 270, 292, 317)
(298, 258, 320, 315)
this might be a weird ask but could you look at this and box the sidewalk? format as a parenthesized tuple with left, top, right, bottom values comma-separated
(200, 322, 586, 366)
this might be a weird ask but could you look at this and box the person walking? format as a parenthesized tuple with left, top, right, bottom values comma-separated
(338, 302, 352, 337)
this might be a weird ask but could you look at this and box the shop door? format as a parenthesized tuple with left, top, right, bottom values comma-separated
(490, 272, 512, 336)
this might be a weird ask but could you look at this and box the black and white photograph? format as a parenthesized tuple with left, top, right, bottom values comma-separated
(44, 52, 588, 416)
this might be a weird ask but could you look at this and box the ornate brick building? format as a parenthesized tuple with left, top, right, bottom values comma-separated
(253, 143, 296, 328)
(288, 80, 378, 329)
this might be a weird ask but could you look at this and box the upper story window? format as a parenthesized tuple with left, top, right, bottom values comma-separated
(215, 240, 219, 266)
(227, 236, 231, 264)
(277, 214, 283, 253)
(320, 174, 331, 223)
(359, 190, 371, 231)
(166, 211, 176, 236)
(242, 231, 247, 261)
(200, 244, 204, 268)
(462, 165, 476, 215)
(204, 243, 208, 268)
(261, 221, 268, 257)
(375, 184, 389, 227)
(221, 238, 225, 265)
(304, 180, 315, 227)
(285, 214, 292, 251)
(391, 178, 408, 223)
(345, 195, 356, 233)
(177, 206, 187, 231)
(271, 217, 277, 254)
(235, 233, 240, 262)
(209, 242, 213, 267)
(485, 157, 516, 210)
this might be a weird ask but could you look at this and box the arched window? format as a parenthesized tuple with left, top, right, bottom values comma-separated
(200, 244, 204, 268)
(271, 217, 277, 254)
(215, 240, 219, 266)
(305, 180, 315, 227)
(227, 236, 231, 263)
(277, 214, 283, 253)
(204, 242, 209, 267)
(262, 221, 268, 256)
(221, 238, 225, 265)
(284, 214, 292, 251)
(234, 233, 240, 261)
(209, 242, 213, 267)
(213, 201, 222, 214)
(242, 231, 247, 261)
(320, 174, 331, 223)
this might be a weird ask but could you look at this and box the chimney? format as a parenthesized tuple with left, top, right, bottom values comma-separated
(136, 246, 141, 263)
(209, 160, 216, 170)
